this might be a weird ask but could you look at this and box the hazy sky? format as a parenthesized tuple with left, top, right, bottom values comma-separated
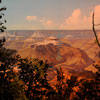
(1, 0, 100, 30)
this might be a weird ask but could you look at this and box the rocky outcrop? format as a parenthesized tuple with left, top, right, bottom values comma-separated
(19, 37, 93, 71)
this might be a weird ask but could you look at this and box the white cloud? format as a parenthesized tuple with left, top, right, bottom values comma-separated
(60, 5, 100, 30)
(25, 5, 100, 30)
(94, 5, 100, 24)
(41, 19, 57, 29)
(25, 16, 37, 21)
(25, 16, 58, 29)
(65, 9, 81, 25)
(60, 8, 93, 29)
(43, 20, 54, 26)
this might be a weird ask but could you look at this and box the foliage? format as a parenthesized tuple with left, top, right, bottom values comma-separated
(0, 5, 27, 100)
(18, 58, 54, 100)
(93, 63, 100, 100)
(0, 38, 27, 100)
(74, 79, 97, 100)
(55, 67, 78, 100)
(0, 7, 6, 32)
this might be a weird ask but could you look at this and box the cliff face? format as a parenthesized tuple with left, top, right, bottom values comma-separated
(59, 45, 93, 70)
(63, 38, 100, 59)
(19, 38, 93, 71)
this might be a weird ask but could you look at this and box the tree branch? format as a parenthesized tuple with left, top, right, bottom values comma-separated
(94, 24, 100, 26)
(92, 12, 100, 47)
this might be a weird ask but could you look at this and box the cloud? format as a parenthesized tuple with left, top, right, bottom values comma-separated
(25, 16, 58, 29)
(60, 8, 91, 29)
(25, 5, 100, 30)
(43, 20, 54, 26)
(59, 8, 94, 29)
(94, 5, 100, 24)
(25, 16, 37, 21)
(60, 5, 100, 30)
(65, 9, 81, 25)
(41, 19, 57, 29)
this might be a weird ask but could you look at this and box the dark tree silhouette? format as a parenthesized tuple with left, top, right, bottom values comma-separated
(74, 79, 97, 100)
(0, 2, 27, 100)
(92, 12, 100, 99)
(0, 6, 6, 32)
(92, 12, 100, 48)
(54, 67, 78, 100)
(55, 67, 65, 100)
(18, 58, 54, 100)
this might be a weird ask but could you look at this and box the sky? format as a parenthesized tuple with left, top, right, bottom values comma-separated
(1, 0, 100, 30)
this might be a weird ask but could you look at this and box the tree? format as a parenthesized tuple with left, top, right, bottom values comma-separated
(0, 3, 27, 100)
(92, 12, 100, 99)
(92, 12, 100, 48)
(74, 79, 97, 100)
(93, 63, 100, 100)
(0, 43, 27, 100)
(55, 67, 78, 100)
(0, 7, 6, 32)
(18, 58, 54, 100)
(55, 67, 65, 100)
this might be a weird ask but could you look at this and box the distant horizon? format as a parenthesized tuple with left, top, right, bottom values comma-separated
(7, 29, 98, 31)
